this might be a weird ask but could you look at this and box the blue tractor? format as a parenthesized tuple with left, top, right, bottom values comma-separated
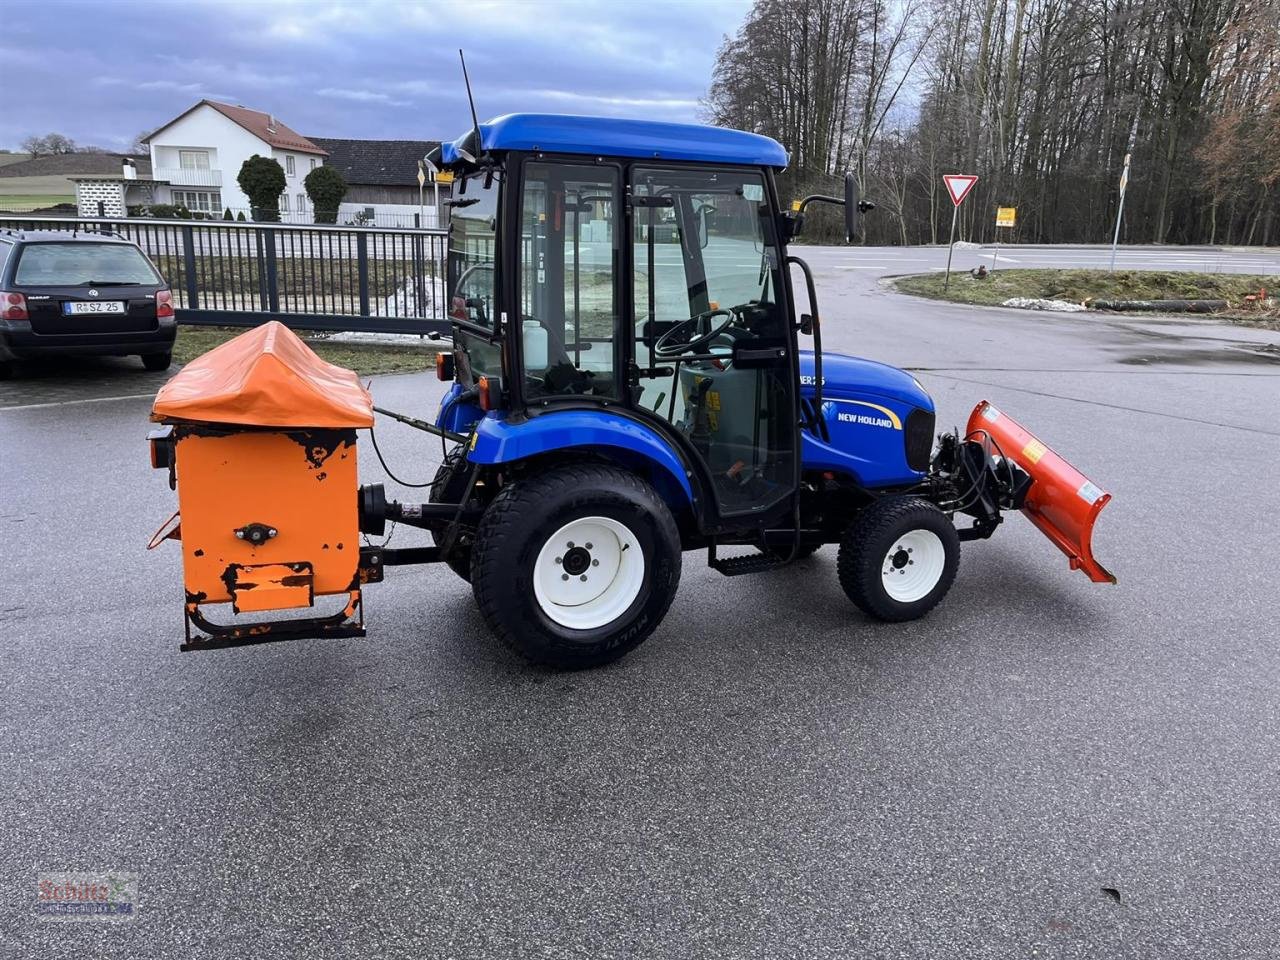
(151, 113, 1113, 663)
(359, 114, 1109, 668)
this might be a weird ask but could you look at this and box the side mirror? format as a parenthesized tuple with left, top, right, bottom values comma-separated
(844, 173, 860, 243)
(696, 202, 717, 249)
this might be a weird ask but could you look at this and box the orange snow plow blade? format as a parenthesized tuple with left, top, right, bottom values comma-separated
(966, 401, 1116, 584)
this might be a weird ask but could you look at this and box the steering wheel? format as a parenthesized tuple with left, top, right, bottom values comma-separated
(653, 308, 735, 359)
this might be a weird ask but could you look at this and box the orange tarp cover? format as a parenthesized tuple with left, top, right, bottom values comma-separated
(151, 321, 373, 428)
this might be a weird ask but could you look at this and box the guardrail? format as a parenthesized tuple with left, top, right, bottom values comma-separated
(0, 215, 451, 335)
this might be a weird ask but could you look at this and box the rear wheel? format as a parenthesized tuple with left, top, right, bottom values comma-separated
(141, 352, 172, 372)
(429, 445, 474, 582)
(471, 464, 682, 668)
(0, 359, 17, 380)
(837, 497, 959, 622)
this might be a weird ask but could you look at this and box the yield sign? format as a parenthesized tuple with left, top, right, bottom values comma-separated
(943, 174, 978, 207)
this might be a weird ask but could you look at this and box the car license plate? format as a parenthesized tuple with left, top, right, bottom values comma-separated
(65, 300, 126, 315)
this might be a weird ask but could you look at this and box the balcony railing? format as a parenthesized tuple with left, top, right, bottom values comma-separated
(154, 167, 223, 187)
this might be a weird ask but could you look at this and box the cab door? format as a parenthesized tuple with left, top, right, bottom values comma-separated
(628, 165, 797, 518)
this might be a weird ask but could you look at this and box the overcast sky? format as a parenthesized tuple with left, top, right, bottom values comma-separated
(3, 0, 752, 151)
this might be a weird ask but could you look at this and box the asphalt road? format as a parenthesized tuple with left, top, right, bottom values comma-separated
(2, 245, 1278, 958)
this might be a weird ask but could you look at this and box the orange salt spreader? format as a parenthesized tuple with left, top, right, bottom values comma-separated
(147, 322, 382, 650)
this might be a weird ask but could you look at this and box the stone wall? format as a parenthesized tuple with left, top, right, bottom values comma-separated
(75, 181, 126, 217)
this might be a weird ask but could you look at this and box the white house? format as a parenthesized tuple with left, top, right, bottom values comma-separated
(73, 99, 449, 226)
(141, 100, 328, 218)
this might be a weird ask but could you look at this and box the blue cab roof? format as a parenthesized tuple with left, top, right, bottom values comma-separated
(441, 113, 788, 169)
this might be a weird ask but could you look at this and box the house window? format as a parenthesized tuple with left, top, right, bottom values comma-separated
(309, 158, 317, 171)
(179, 150, 210, 171)
(286, 155, 295, 177)
(171, 190, 222, 213)
(296, 193, 305, 211)
(280, 193, 290, 212)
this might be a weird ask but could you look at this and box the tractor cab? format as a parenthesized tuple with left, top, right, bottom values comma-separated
(435, 114, 806, 527)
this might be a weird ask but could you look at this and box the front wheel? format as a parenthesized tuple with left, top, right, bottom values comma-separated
(837, 497, 959, 622)
(471, 464, 682, 669)
(141, 352, 172, 372)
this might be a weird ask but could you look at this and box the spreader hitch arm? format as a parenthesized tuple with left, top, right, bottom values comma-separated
(372, 405, 466, 445)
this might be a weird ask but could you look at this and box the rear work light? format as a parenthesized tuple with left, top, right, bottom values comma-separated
(436, 351, 455, 381)
(477, 375, 501, 412)
(156, 289, 175, 318)
(1, 291, 28, 321)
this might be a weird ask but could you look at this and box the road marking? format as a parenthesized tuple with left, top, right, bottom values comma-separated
(0, 392, 155, 412)
(836, 264, 891, 269)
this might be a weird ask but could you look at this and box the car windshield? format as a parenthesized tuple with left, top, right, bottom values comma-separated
(14, 242, 162, 286)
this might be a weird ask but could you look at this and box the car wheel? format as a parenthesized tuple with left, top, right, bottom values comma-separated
(0, 359, 17, 380)
(837, 496, 960, 622)
(429, 445, 475, 583)
(471, 463, 682, 669)
(142, 352, 172, 372)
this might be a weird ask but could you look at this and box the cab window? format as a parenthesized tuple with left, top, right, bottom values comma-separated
(519, 161, 621, 401)
(447, 170, 502, 379)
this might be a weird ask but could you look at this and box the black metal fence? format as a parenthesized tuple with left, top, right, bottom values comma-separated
(0, 215, 451, 335)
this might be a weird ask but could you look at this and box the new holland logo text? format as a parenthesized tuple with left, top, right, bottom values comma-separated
(839, 411, 894, 429)
(822, 400, 900, 430)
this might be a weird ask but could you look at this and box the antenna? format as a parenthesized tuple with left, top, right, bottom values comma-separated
(459, 49, 482, 160)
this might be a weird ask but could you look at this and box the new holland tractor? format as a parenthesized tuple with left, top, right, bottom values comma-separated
(147, 114, 1113, 667)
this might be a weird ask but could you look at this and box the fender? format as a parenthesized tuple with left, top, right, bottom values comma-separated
(467, 409, 695, 506)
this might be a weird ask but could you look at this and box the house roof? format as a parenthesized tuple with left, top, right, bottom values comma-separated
(144, 100, 327, 156)
(441, 113, 789, 169)
(307, 137, 439, 187)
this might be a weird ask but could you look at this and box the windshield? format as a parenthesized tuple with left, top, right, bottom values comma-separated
(14, 242, 162, 286)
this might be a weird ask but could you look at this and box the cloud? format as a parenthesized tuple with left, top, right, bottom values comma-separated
(317, 88, 412, 108)
(523, 90, 702, 112)
(3, 0, 754, 148)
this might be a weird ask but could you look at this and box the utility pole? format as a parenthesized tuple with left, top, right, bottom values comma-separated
(1109, 153, 1131, 273)
(1109, 118, 1139, 272)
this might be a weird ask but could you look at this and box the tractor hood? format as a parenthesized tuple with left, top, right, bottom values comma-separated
(798, 351, 933, 411)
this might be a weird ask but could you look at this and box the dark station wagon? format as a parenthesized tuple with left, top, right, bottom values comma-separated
(0, 230, 177, 378)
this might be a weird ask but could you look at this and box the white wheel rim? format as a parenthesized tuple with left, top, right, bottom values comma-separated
(532, 516, 646, 630)
(881, 529, 946, 603)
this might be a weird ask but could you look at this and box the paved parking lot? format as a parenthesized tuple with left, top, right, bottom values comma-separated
(2, 245, 1278, 958)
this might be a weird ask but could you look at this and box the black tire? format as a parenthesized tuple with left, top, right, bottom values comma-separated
(0, 359, 17, 380)
(471, 464, 682, 669)
(837, 496, 960, 622)
(142, 352, 172, 372)
(429, 445, 474, 582)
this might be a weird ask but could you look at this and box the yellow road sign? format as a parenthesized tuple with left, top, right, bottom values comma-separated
(995, 206, 1017, 228)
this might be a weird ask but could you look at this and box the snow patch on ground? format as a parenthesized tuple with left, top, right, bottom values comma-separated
(953, 240, 983, 249)
(325, 277, 448, 346)
(1002, 297, 1088, 312)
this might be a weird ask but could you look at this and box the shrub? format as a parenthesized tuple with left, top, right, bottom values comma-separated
(237, 154, 285, 222)
(236, 211, 247, 221)
(304, 164, 347, 224)
(144, 203, 192, 219)
(223, 208, 233, 221)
